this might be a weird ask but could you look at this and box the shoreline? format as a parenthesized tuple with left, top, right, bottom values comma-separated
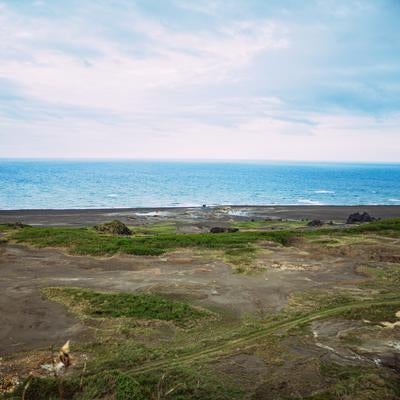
(1, 205, 400, 227)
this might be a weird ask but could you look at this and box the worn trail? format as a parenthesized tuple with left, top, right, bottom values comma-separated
(126, 297, 400, 376)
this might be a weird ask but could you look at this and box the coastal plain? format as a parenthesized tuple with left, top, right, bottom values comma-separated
(1, 206, 400, 399)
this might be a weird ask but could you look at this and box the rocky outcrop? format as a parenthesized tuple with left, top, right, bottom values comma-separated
(94, 220, 132, 235)
(4, 222, 30, 229)
(307, 219, 324, 227)
(210, 227, 239, 233)
(346, 212, 376, 224)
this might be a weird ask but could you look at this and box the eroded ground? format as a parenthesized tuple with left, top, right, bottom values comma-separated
(1, 208, 400, 399)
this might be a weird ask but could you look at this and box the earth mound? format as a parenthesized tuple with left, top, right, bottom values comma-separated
(94, 220, 132, 235)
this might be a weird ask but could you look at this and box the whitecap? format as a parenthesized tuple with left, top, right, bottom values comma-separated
(314, 190, 335, 194)
(107, 194, 118, 198)
(388, 198, 400, 202)
(297, 199, 324, 205)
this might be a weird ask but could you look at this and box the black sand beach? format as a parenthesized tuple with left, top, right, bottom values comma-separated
(1, 205, 400, 227)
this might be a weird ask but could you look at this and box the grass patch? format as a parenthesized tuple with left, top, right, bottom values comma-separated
(133, 221, 177, 235)
(287, 290, 357, 315)
(314, 362, 400, 399)
(10, 226, 294, 256)
(13, 365, 243, 400)
(347, 217, 400, 235)
(232, 219, 305, 230)
(224, 245, 257, 273)
(357, 264, 400, 292)
(42, 287, 209, 325)
(338, 302, 400, 323)
(8, 218, 400, 258)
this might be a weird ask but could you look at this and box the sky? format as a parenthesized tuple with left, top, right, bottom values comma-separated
(0, 0, 399, 161)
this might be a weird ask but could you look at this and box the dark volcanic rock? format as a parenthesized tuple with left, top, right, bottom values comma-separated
(346, 212, 375, 224)
(307, 219, 324, 227)
(4, 222, 31, 229)
(94, 220, 132, 235)
(210, 227, 239, 233)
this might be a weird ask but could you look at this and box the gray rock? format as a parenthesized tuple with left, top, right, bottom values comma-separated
(307, 219, 324, 227)
(346, 212, 376, 224)
(210, 227, 239, 233)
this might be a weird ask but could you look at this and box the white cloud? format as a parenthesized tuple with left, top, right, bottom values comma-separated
(0, 4, 288, 112)
(0, 0, 399, 161)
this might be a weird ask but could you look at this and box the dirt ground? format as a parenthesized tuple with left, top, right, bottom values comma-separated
(0, 239, 362, 356)
(1, 207, 400, 398)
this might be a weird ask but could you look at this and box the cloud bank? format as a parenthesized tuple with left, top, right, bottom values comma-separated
(0, 0, 399, 161)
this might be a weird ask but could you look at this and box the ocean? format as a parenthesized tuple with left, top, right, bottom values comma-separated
(1, 160, 400, 209)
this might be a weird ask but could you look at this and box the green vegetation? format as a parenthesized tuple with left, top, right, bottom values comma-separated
(297, 362, 400, 399)
(5, 218, 400, 258)
(231, 219, 305, 230)
(8, 225, 293, 256)
(338, 301, 400, 323)
(223, 245, 257, 273)
(133, 221, 177, 235)
(346, 217, 400, 235)
(42, 287, 209, 325)
(7, 293, 400, 399)
(13, 365, 243, 400)
(94, 220, 132, 235)
(2, 218, 399, 275)
(357, 264, 400, 293)
(4, 218, 400, 399)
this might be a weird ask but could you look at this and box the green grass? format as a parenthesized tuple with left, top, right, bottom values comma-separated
(301, 362, 400, 400)
(9, 226, 294, 256)
(224, 245, 257, 273)
(231, 219, 305, 230)
(133, 222, 177, 235)
(12, 365, 243, 400)
(346, 217, 400, 235)
(6, 218, 400, 258)
(337, 302, 400, 323)
(357, 264, 400, 293)
(8, 295, 400, 400)
(4, 218, 400, 399)
(42, 287, 209, 325)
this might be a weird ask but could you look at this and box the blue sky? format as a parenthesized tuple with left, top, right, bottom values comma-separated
(0, 0, 399, 161)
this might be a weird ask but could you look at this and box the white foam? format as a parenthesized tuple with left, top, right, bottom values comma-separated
(106, 194, 118, 197)
(314, 190, 335, 194)
(297, 199, 324, 205)
(388, 198, 400, 202)
(227, 210, 249, 216)
(135, 211, 171, 217)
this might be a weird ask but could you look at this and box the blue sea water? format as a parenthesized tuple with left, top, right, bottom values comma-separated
(0, 160, 400, 209)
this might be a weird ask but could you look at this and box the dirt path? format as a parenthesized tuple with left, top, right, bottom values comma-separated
(126, 297, 400, 376)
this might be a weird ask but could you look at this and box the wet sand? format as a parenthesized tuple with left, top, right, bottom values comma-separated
(1, 205, 400, 227)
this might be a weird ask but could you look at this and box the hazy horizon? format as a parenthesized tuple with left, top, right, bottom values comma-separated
(2, 155, 400, 165)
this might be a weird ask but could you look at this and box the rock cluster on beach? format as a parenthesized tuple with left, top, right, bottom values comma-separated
(346, 212, 376, 224)
(94, 220, 132, 235)
(210, 227, 239, 233)
(307, 219, 324, 227)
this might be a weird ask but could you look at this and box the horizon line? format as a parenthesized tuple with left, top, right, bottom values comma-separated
(1, 157, 400, 165)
